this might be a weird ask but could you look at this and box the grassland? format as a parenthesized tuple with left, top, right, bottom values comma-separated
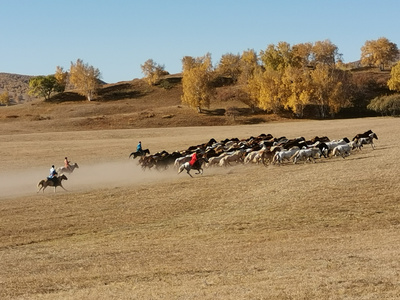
(1, 112, 400, 299)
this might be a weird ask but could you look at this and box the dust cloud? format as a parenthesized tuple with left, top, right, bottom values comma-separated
(0, 160, 184, 199)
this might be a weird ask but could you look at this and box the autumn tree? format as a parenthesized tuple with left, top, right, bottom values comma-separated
(260, 42, 293, 71)
(281, 66, 312, 117)
(69, 59, 101, 101)
(311, 39, 341, 67)
(388, 62, 400, 92)
(28, 75, 64, 100)
(0, 91, 10, 106)
(181, 53, 214, 112)
(361, 37, 399, 70)
(291, 42, 313, 68)
(248, 68, 283, 113)
(55, 66, 68, 90)
(215, 53, 241, 82)
(309, 65, 352, 117)
(141, 59, 168, 85)
(237, 49, 261, 111)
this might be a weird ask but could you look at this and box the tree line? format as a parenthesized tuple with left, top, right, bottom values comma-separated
(24, 37, 400, 118)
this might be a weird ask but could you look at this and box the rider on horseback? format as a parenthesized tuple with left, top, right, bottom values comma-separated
(137, 141, 143, 155)
(189, 149, 201, 168)
(64, 157, 71, 171)
(48, 165, 58, 183)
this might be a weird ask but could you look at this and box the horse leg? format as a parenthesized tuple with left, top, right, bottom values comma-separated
(186, 170, 193, 178)
(178, 166, 184, 174)
(59, 183, 67, 191)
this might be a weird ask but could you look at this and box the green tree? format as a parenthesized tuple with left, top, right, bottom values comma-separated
(140, 59, 168, 85)
(361, 37, 399, 70)
(368, 95, 400, 116)
(28, 75, 64, 100)
(181, 53, 214, 112)
(0, 91, 10, 106)
(69, 59, 101, 101)
(388, 62, 400, 92)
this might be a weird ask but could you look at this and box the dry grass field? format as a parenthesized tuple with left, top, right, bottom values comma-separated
(1, 101, 400, 298)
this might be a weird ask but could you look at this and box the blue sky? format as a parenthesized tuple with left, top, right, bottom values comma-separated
(1, 0, 399, 83)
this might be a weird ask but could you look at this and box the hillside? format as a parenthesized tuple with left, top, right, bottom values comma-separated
(0, 68, 392, 134)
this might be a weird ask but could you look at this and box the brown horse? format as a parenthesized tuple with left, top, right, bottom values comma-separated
(56, 162, 79, 175)
(37, 174, 68, 193)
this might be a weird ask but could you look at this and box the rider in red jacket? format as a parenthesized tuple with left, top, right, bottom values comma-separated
(189, 149, 201, 166)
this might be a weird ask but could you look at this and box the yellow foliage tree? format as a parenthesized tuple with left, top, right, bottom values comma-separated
(55, 66, 68, 90)
(215, 53, 241, 82)
(311, 39, 340, 67)
(140, 59, 168, 85)
(0, 91, 10, 106)
(281, 66, 312, 117)
(181, 53, 214, 112)
(248, 68, 283, 113)
(361, 37, 399, 70)
(310, 65, 351, 117)
(388, 62, 400, 92)
(69, 59, 101, 101)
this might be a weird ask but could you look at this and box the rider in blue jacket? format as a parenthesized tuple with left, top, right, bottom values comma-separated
(137, 141, 143, 154)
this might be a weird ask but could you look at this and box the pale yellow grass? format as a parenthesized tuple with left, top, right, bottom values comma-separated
(1, 117, 400, 299)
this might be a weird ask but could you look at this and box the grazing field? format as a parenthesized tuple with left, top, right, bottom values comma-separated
(1, 117, 400, 299)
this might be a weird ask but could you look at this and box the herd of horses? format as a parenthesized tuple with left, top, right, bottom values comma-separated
(37, 129, 378, 192)
(131, 129, 379, 177)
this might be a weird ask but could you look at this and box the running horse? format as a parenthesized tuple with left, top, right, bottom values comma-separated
(178, 154, 209, 178)
(129, 149, 150, 159)
(57, 162, 79, 175)
(37, 174, 68, 193)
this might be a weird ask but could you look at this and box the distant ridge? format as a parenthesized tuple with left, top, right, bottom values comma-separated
(0, 73, 35, 104)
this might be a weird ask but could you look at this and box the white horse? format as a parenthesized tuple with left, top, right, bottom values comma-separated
(219, 150, 245, 167)
(206, 153, 229, 167)
(356, 132, 378, 150)
(273, 146, 300, 164)
(56, 162, 79, 175)
(244, 150, 263, 164)
(331, 141, 358, 158)
(174, 155, 192, 169)
(291, 148, 321, 164)
(178, 156, 209, 178)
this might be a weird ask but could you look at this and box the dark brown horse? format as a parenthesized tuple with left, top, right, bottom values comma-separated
(129, 149, 150, 159)
(37, 174, 68, 193)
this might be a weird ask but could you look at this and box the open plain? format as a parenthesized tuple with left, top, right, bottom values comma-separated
(1, 115, 400, 299)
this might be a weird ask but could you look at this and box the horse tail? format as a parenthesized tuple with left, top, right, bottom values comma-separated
(38, 180, 44, 187)
(129, 152, 134, 159)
